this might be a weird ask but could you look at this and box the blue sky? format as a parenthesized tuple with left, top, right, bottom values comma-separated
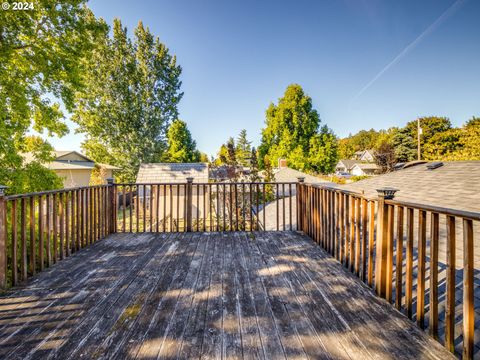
(45, 0, 480, 157)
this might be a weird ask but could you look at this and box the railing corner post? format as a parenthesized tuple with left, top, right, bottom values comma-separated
(0, 185, 7, 289)
(106, 178, 116, 234)
(186, 177, 193, 232)
(374, 187, 398, 298)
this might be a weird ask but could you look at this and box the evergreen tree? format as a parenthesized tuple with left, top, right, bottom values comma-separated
(249, 147, 261, 182)
(235, 129, 252, 167)
(73, 20, 183, 182)
(164, 120, 200, 163)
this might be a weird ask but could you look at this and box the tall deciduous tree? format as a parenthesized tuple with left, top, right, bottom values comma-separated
(73, 19, 183, 182)
(164, 119, 200, 162)
(0, 1, 107, 193)
(258, 84, 337, 173)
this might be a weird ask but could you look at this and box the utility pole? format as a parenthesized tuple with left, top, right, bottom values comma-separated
(417, 118, 422, 161)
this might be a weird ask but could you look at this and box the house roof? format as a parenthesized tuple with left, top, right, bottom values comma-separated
(136, 163, 209, 183)
(337, 161, 480, 213)
(273, 167, 333, 185)
(336, 159, 361, 170)
(352, 163, 380, 170)
(22, 151, 120, 170)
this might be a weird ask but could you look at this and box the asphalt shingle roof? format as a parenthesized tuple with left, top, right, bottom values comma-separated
(136, 163, 209, 184)
(337, 161, 480, 213)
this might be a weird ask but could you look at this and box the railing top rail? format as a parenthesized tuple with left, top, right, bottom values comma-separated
(114, 181, 299, 186)
(4, 184, 110, 200)
(305, 182, 480, 221)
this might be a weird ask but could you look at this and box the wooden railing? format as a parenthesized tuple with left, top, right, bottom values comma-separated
(113, 179, 297, 233)
(297, 182, 480, 359)
(0, 182, 114, 289)
(0, 179, 297, 289)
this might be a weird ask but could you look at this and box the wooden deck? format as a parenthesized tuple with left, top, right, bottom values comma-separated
(0, 231, 454, 359)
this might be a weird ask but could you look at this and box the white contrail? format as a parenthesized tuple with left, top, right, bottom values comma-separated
(350, 0, 466, 104)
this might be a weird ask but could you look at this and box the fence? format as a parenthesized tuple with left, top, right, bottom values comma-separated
(297, 182, 480, 359)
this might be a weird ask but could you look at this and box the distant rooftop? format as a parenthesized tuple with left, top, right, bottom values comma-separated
(136, 163, 209, 183)
(338, 161, 480, 213)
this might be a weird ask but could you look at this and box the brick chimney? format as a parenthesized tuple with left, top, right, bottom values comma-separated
(278, 158, 288, 169)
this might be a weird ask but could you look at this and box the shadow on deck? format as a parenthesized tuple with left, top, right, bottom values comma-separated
(0, 231, 453, 359)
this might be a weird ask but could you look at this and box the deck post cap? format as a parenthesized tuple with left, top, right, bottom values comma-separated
(376, 187, 398, 200)
(106, 178, 115, 185)
(186, 177, 194, 183)
(0, 185, 7, 196)
(297, 177, 305, 183)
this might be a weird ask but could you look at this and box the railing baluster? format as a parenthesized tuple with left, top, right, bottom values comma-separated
(29, 196, 35, 275)
(349, 196, 355, 272)
(71, 191, 75, 254)
(11, 199, 18, 286)
(355, 197, 361, 276)
(223, 183, 227, 231)
(163, 185, 167, 232)
(59, 193, 64, 260)
(361, 198, 368, 281)
(21, 197, 27, 281)
(249, 183, 253, 231)
(53, 193, 58, 262)
(39, 195, 44, 270)
(150, 184, 154, 231)
(262, 184, 266, 231)
(429, 212, 439, 339)
(385, 204, 394, 303)
(143, 184, 147, 232)
(395, 206, 404, 310)
(234, 184, 238, 231)
(196, 184, 200, 232)
(367, 200, 375, 286)
(445, 215, 456, 352)
(46, 193, 51, 266)
(462, 218, 474, 360)
(405, 207, 414, 319)
(289, 184, 292, 231)
(229, 184, 233, 231)
(203, 184, 207, 232)
(123, 186, 126, 232)
(417, 209, 427, 329)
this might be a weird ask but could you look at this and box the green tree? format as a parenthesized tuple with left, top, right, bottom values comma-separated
(73, 19, 183, 182)
(0, 1, 106, 193)
(392, 128, 417, 162)
(258, 84, 337, 173)
(235, 129, 252, 166)
(308, 125, 338, 173)
(164, 120, 200, 163)
(249, 147, 261, 182)
(375, 141, 396, 173)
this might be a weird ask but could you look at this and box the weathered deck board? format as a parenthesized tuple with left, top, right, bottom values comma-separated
(0, 231, 455, 359)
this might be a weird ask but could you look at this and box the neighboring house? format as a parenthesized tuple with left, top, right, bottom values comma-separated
(335, 159, 361, 174)
(350, 163, 381, 176)
(23, 151, 119, 188)
(353, 149, 376, 162)
(339, 161, 480, 213)
(135, 163, 210, 224)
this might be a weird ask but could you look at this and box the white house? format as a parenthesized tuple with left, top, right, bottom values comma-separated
(350, 163, 381, 176)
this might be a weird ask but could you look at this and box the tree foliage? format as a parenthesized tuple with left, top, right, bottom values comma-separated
(236, 129, 252, 167)
(73, 19, 183, 182)
(258, 84, 338, 173)
(0, 0, 106, 193)
(164, 119, 200, 163)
